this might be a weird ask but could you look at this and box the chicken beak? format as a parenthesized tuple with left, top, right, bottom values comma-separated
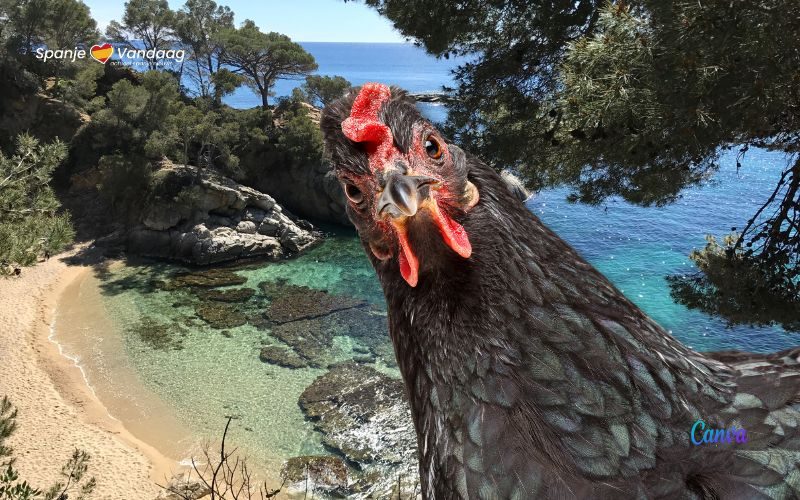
(376, 172, 437, 219)
(375, 171, 472, 288)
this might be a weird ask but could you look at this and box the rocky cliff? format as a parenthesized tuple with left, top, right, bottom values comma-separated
(124, 164, 321, 265)
(251, 160, 350, 226)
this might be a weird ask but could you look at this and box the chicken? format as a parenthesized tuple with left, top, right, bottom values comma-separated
(320, 83, 800, 499)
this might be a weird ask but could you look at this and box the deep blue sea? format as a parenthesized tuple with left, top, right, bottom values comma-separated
(55, 42, 797, 481)
(224, 41, 456, 123)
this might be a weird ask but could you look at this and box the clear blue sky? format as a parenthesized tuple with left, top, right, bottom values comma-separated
(83, 0, 407, 43)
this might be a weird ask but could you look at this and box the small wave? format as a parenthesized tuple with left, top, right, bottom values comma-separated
(48, 306, 120, 423)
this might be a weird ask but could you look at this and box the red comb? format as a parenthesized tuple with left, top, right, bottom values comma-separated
(342, 83, 394, 171)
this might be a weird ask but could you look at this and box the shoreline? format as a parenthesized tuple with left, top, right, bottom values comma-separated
(0, 246, 180, 498)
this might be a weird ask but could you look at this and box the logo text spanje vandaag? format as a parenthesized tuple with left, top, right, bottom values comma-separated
(35, 44, 184, 65)
(691, 419, 748, 446)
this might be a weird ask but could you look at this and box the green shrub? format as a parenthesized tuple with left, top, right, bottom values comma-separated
(0, 135, 74, 271)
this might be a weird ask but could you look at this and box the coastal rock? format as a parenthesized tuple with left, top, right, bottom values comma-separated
(235, 220, 258, 234)
(243, 207, 267, 222)
(299, 363, 417, 467)
(327, 307, 396, 368)
(269, 319, 333, 368)
(256, 279, 395, 368)
(280, 225, 318, 253)
(125, 164, 321, 265)
(249, 159, 350, 226)
(257, 219, 280, 236)
(281, 455, 349, 496)
(409, 91, 450, 103)
(127, 317, 185, 350)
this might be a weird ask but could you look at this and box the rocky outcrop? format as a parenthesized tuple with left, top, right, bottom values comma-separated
(195, 302, 248, 329)
(163, 268, 248, 289)
(265, 286, 366, 323)
(195, 287, 255, 302)
(299, 363, 416, 466)
(125, 164, 321, 265)
(252, 160, 350, 226)
(298, 363, 419, 498)
(259, 344, 309, 369)
(0, 92, 87, 152)
(409, 91, 451, 104)
(247, 102, 349, 226)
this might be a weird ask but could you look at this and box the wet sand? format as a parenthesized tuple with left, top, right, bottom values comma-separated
(0, 247, 181, 499)
(53, 266, 197, 467)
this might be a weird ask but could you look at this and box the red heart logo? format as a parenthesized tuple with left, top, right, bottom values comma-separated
(90, 43, 113, 64)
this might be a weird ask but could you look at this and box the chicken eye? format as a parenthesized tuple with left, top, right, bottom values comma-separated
(343, 182, 363, 203)
(424, 136, 443, 160)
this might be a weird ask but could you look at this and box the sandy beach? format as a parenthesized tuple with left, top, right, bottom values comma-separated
(0, 246, 180, 499)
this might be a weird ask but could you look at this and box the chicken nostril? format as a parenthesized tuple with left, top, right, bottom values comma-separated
(377, 173, 422, 219)
(344, 183, 363, 203)
(414, 176, 441, 190)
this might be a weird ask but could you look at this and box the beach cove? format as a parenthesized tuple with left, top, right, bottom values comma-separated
(0, 247, 177, 499)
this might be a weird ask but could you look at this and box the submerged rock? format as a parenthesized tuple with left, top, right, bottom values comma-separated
(256, 279, 395, 369)
(196, 287, 255, 303)
(195, 302, 247, 329)
(164, 268, 247, 289)
(269, 318, 332, 368)
(299, 363, 416, 467)
(259, 344, 309, 369)
(125, 164, 321, 265)
(127, 318, 185, 350)
(327, 307, 396, 369)
(264, 285, 366, 323)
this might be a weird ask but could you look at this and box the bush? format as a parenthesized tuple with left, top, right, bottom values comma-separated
(0, 135, 74, 271)
(52, 62, 106, 113)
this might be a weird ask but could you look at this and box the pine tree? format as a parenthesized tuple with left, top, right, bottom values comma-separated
(361, 0, 800, 327)
(0, 135, 74, 272)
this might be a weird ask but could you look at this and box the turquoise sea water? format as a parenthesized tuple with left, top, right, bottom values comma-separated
(531, 146, 795, 352)
(60, 42, 797, 481)
(88, 235, 393, 474)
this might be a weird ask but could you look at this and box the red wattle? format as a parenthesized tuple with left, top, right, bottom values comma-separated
(395, 226, 419, 287)
(431, 201, 472, 258)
